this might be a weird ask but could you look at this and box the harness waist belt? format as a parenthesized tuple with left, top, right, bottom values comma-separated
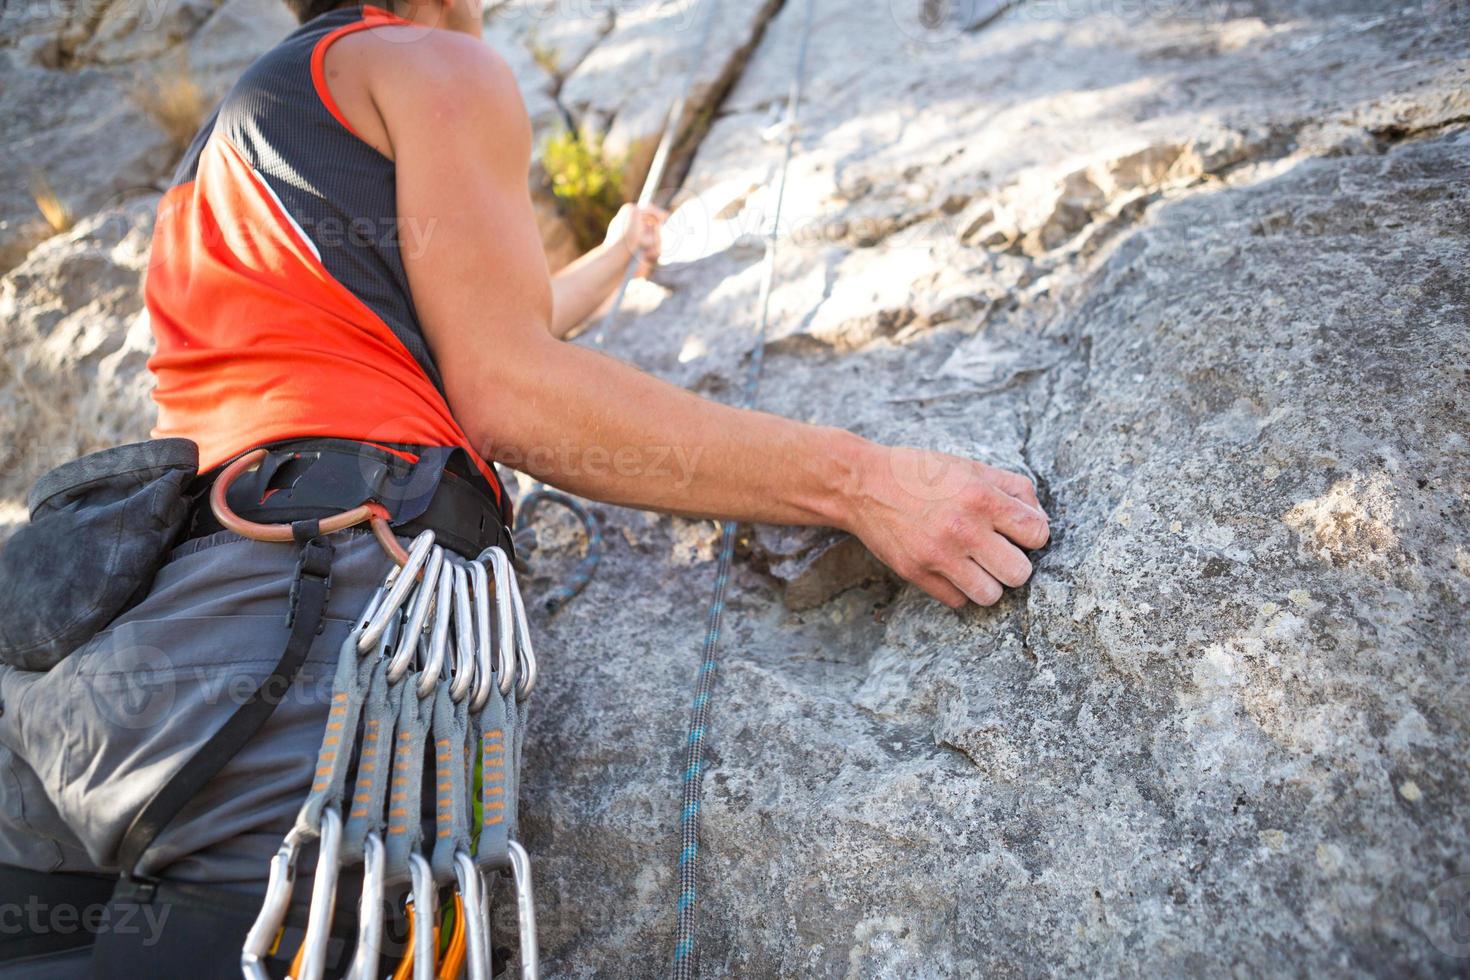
(188, 439, 514, 559)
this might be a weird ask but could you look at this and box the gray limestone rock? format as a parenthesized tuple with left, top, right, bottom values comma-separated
(0, 198, 160, 538)
(521, 2, 1470, 976)
(0, 51, 174, 272)
(1, 0, 1468, 976)
(184, 0, 298, 105)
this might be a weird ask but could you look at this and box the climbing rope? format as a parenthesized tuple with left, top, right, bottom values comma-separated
(514, 487, 603, 615)
(671, 0, 819, 974)
(512, 0, 820, 969)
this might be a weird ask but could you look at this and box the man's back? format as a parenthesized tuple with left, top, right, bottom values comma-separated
(146, 4, 497, 488)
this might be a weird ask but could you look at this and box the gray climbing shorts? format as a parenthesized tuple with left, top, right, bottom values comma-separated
(0, 527, 395, 888)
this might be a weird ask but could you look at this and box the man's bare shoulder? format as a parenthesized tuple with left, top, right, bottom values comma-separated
(356, 25, 524, 120)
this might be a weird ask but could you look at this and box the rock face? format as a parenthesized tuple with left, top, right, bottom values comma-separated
(0, 51, 172, 273)
(0, 0, 297, 273)
(0, 200, 160, 536)
(3, 0, 1470, 977)
(519, 2, 1470, 977)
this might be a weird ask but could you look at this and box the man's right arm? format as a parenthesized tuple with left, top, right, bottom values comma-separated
(368, 31, 1048, 607)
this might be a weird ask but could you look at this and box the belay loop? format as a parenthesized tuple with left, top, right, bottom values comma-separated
(239, 530, 543, 980)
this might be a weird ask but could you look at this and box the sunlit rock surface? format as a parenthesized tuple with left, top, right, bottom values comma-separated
(0, 200, 160, 540)
(528, 2, 1470, 976)
(2, 0, 1468, 975)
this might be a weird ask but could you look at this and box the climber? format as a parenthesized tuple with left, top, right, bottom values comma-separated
(0, 0, 1050, 975)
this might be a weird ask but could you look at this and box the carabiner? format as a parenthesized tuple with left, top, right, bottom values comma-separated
(477, 867, 494, 978)
(507, 840, 540, 980)
(448, 562, 477, 703)
(359, 530, 436, 653)
(437, 891, 467, 980)
(373, 603, 403, 664)
(290, 806, 344, 980)
(408, 852, 438, 980)
(388, 546, 445, 683)
(454, 850, 490, 980)
(468, 561, 496, 713)
(479, 547, 517, 697)
(503, 563, 538, 700)
(353, 584, 388, 638)
(416, 560, 455, 700)
(210, 448, 410, 565)
(241, 838, 300, 980)
(344, 832, 386, 980)
(481, 545, 535, 698)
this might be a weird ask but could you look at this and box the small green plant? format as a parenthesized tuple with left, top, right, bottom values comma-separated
(526, 34, 561, 78)
(541, 130, 625, 252)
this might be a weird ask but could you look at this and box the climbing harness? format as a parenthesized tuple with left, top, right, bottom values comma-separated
(184, 446, 545, 979)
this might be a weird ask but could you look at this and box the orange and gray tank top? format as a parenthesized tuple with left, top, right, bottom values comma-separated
(145, 4, 503, 500)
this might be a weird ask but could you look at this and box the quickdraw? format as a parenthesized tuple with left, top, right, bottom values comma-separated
(213, 452, 542, 979)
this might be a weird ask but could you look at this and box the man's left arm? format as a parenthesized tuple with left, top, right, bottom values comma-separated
(548, 203, 665, 338)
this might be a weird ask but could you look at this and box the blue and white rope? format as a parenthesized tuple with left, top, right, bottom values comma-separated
(671, 0, 818, 974)
(514, 486, 603, 615)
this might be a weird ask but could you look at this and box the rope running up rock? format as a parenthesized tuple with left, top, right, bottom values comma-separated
(671, 0, 820, 974)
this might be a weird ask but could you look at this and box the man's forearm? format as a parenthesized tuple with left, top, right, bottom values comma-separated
(548, 243, 626, 339)
(386, 32, 1046, 609)
(455, 333, 868, 529)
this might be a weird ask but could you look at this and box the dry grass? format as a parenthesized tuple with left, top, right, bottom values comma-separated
(29, 171, 73, 234)
(132, 62, 208, 154)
